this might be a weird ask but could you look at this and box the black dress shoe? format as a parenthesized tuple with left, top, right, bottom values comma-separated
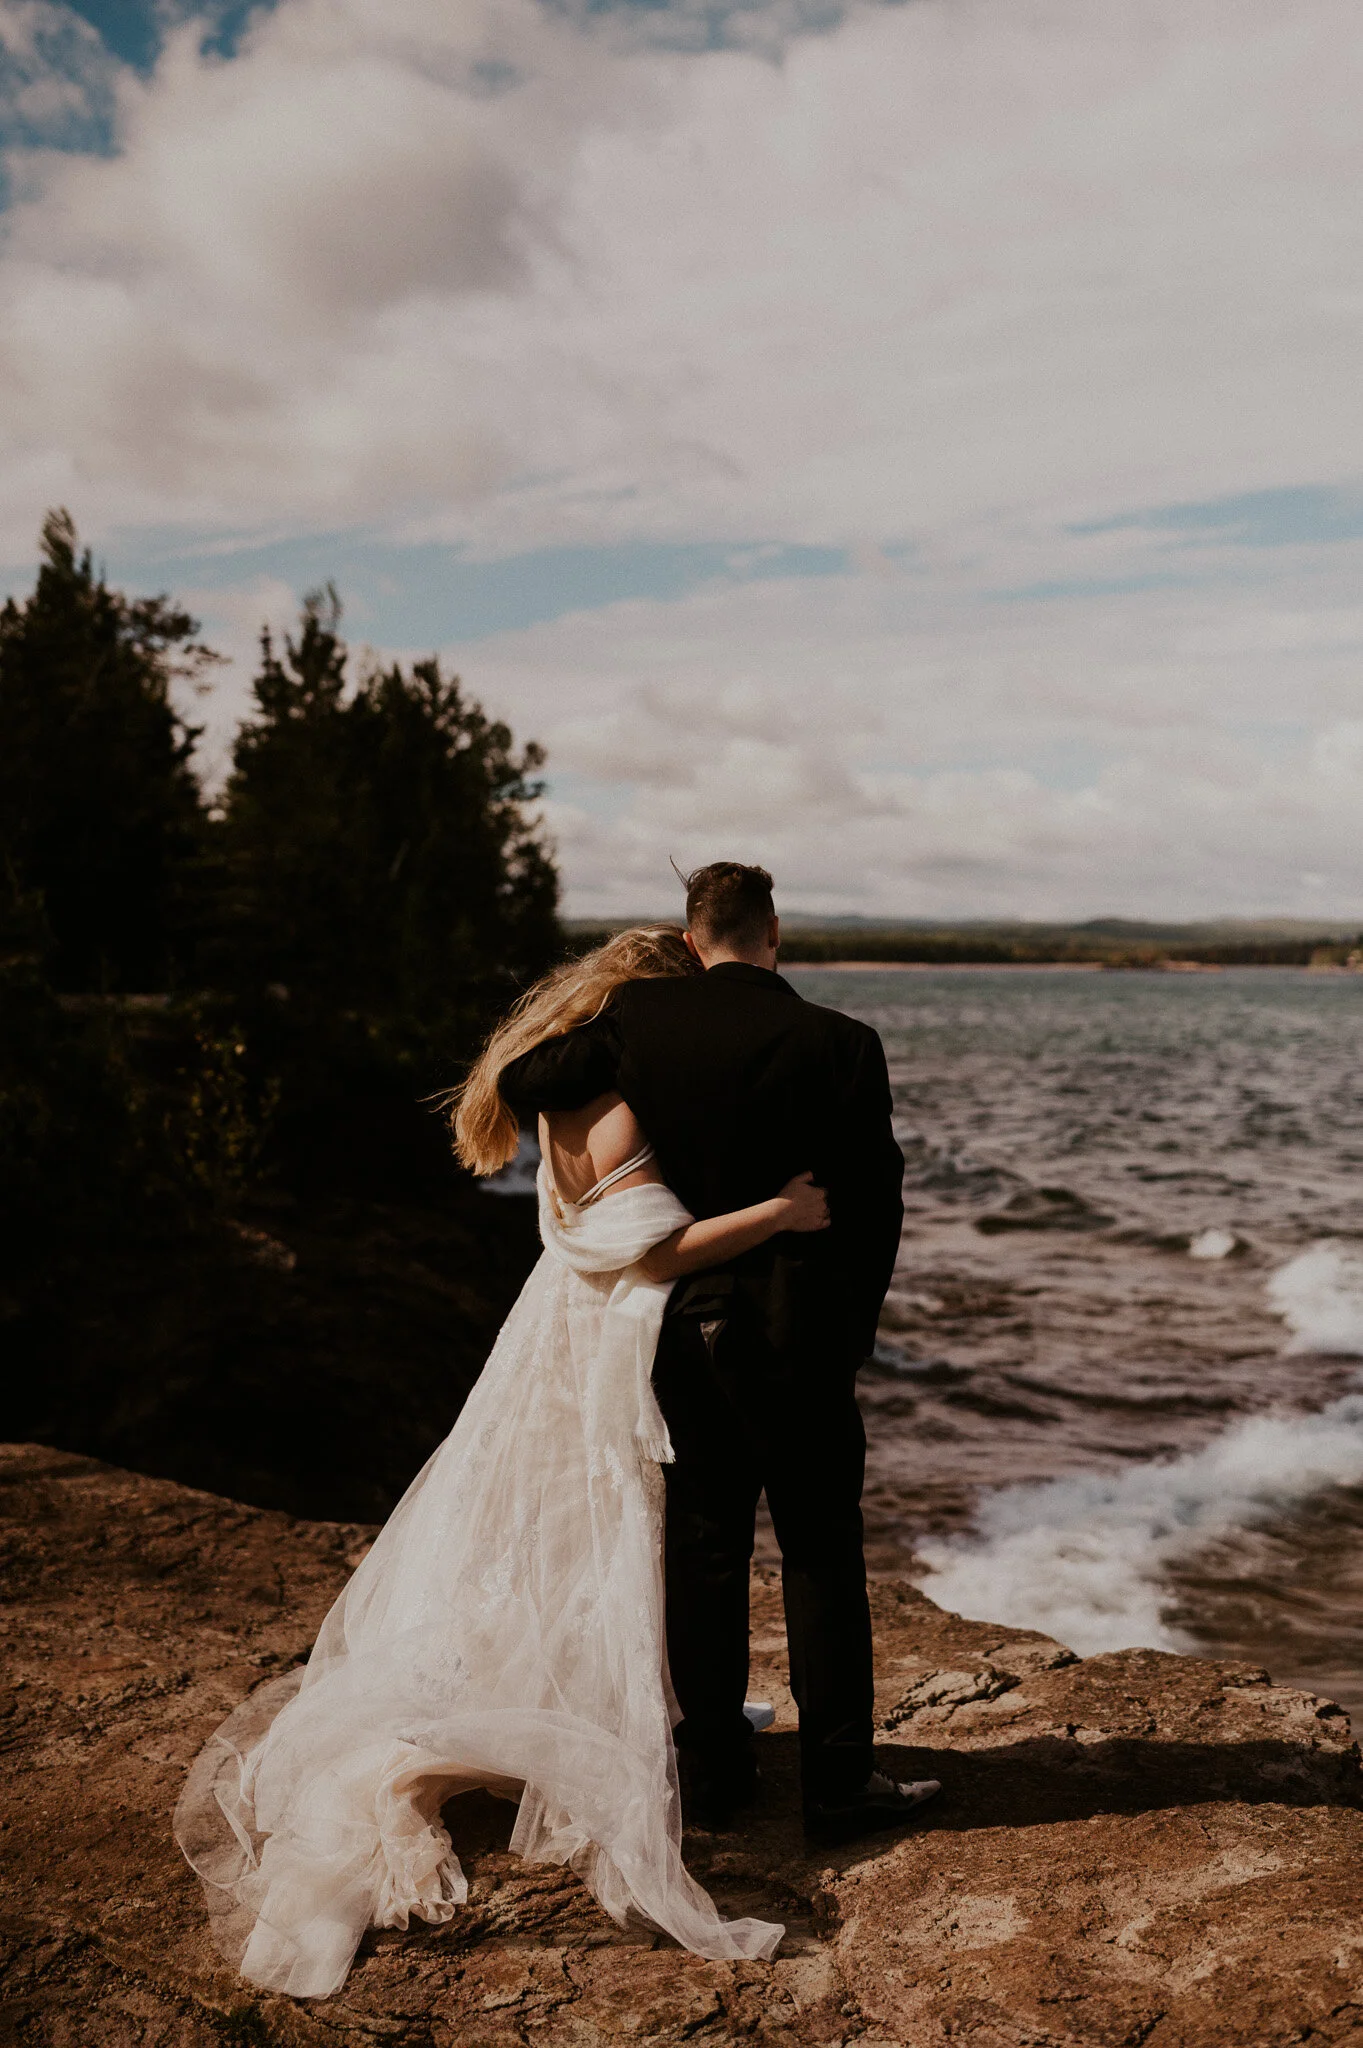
(679, 1748, 760, 1831)
(803, 1769, 941, 1847)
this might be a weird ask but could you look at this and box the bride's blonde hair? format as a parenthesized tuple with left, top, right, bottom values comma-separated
(451, 925, 697, 1176)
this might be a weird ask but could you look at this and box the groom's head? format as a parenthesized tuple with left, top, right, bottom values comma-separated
(681, 862, 779, 970)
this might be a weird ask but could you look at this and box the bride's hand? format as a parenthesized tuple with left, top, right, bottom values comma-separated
(776, 1171, 831, 1233)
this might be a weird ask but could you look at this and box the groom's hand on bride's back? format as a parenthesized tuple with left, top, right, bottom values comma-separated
(775, 1171, 831, 1233)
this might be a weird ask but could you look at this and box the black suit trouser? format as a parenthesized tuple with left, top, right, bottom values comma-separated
(652, 1307, 874, 1803)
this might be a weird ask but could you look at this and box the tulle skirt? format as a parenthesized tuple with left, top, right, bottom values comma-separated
(175, 1188, 784, 1996)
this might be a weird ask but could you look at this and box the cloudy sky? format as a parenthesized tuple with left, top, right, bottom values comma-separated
(3, 0, 1362, 920)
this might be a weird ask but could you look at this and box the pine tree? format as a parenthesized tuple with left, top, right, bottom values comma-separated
(0, 510, 212, 990)
(216, 589, 558, 1017)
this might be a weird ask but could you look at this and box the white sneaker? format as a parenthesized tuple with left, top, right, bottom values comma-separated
(742, 1700, 776, 1732)
(804, 1770, 941, 1844)
(866, 1769, 940, 1809)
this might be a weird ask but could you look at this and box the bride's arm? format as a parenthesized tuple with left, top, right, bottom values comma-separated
(639, 1173, 830, 1282)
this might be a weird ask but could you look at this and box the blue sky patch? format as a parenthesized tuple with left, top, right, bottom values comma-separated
(59, 2, 160, 71)
(61, 2, 276, 70)
(988, 570, 1195, 606)
(1072, 484, 1363, 550)
(83, 532, 849, 647)
(545, 0, 850, 53)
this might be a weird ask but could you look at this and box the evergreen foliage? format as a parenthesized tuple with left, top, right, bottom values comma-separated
(0, 514, 561, 1497)
(0, 514, 559, 1026)
(212, 586, 559, 1019)
(0, 510, 211, 991)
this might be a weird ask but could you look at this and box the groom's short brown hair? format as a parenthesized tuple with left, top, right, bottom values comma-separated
(683, 862, 775, 947)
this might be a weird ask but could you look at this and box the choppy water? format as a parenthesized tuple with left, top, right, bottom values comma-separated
(783, 965, 1363, 1717)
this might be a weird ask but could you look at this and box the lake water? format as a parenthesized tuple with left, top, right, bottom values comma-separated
(784, 965, 1363, 1718)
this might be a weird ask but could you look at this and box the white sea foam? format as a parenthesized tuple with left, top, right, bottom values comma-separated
(914, 1395, 1363, 1655)
(916, 1245, 1363, 1653)
(1267, 1242, 1363, 1355)
(1188, 1226, 1237, 1260)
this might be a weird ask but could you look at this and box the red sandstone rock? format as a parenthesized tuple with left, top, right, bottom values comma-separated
(2, 1441, 1362, 2046)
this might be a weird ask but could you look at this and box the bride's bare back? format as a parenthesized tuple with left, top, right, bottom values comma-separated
(540, 1092, 657, 1206)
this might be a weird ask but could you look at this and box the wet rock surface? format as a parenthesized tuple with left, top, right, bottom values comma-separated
(3, 1441, 1363, 2046)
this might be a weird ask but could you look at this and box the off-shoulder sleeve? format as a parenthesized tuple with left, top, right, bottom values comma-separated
(498, 1008, 623, 1120)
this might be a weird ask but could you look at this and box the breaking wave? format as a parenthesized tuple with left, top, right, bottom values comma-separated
(914, 1394, 1363, 1656)
(1268, 1242, 1363, 1355)
(914, 1245, 1363, 1654)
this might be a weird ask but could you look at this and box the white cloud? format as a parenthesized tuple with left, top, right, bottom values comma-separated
(174, 572, 300, 784)
(450, 553, 1363, 918)
(4, 0, 1363, 917)
(4, 0, 1363, 556)
(0, 0, 617, 548)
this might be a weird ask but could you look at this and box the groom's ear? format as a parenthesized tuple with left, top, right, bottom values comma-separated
(770, 915, 781, 955)
(683, 929, 704, 963)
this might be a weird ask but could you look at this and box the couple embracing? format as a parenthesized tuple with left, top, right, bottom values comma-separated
(176, 862, 939, 1998)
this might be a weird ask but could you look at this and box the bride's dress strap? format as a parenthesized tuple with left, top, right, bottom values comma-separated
(576, 1144, 656, 1208)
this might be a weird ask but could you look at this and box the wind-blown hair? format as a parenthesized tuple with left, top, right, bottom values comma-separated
(451, 925, 696, 1176)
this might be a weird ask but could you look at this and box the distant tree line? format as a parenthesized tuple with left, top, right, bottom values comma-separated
(771, 930, 1359, 967)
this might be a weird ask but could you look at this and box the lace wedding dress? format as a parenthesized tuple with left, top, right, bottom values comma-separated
(174, 1152, 784, 1997)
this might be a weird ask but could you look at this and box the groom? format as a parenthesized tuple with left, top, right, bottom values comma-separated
(501, 863, 929, 1843)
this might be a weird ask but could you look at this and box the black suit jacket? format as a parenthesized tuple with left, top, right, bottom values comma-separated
(499, 963, 903, 1360)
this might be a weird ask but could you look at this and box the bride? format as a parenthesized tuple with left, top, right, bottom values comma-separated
(174, 926, 832, 1997)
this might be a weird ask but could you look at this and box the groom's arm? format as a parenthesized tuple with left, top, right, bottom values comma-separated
(497, 1009, 624, 1120)
(835, 1026, 904, 1358)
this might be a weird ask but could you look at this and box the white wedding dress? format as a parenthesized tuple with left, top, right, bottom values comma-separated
(174, 1151, 785, 1997)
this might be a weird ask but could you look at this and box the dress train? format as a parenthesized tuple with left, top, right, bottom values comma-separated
(174, 1160, 784, 1996)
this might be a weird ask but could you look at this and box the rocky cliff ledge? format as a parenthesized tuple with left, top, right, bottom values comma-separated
(3, 1442, 1362, 2048)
